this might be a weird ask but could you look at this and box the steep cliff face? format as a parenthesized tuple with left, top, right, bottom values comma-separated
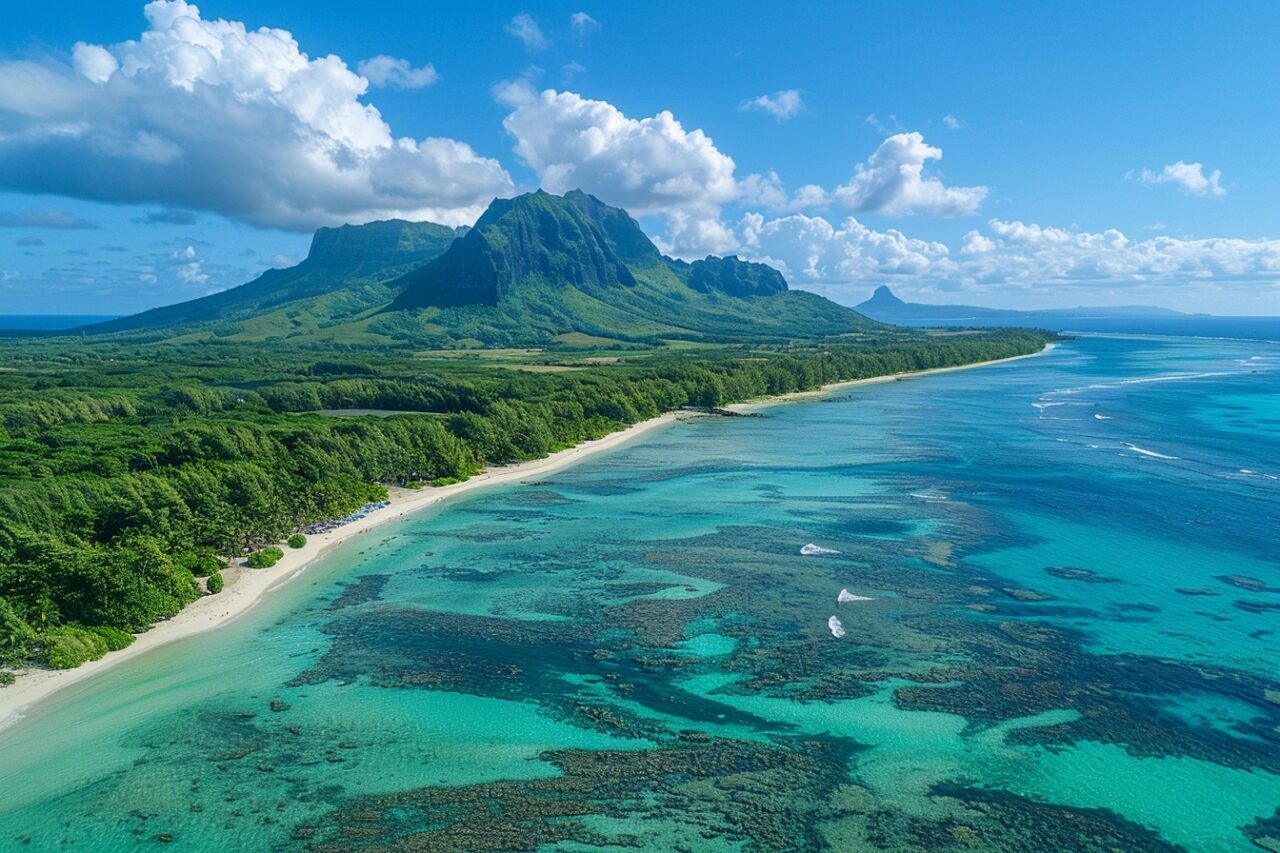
(389, 191, 640, 310)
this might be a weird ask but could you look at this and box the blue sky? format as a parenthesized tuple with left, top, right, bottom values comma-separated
(2, 1, 1279, 314)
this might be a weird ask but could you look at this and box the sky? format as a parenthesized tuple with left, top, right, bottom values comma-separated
(2, 1, 1279, 315)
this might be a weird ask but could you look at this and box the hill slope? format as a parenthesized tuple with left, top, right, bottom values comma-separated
(84, 220, 462, 335)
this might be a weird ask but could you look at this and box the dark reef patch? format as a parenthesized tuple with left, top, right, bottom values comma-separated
(1044, 566, 1122, 584)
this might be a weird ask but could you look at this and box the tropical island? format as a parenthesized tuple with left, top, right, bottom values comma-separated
(0, 190, 1051, 704)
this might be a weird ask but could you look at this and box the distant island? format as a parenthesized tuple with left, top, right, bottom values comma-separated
(854, 286, 1280, 341)
(855, 285, 1190, 326)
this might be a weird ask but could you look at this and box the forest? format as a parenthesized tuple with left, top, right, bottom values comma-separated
(0, 330, 1052, 674)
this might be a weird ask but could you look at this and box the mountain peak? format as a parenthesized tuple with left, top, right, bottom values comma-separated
(864, 285, 904, 306)
(389, 190, 642, 311)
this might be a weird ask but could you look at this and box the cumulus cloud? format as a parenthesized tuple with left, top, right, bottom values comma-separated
(961, 219, 1278, 284)
(0, 208, 97, 229)
(570, 12, 600, 37)
(496, 82, 740, 255)
(835, 132, 987, 216)
(740, 89, 804, 121)
(0, 1, 513, 230)
(506, 13, 548, 50)
(738, 171, 827, 212)
(172, 244, 208, 284)
(731, 211, 1280, 301)
(357, 55, 438, 89)
(739, 212, 953, 283)
(1132, 161, 1225, 197)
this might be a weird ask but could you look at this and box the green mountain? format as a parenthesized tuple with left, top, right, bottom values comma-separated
(84, 219, 463, 335)
(83, 191, 881, 346)
(375, 189, 878, 344)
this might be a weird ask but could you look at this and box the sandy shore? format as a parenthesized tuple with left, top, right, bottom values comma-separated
(0, 411, 685, 733)
(726, 342, 1056, 412)
(0, 342, 1054, 733)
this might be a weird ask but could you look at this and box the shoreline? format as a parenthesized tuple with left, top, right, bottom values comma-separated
(0, 342, 1054, 734)
(725, 342, 1056, 411)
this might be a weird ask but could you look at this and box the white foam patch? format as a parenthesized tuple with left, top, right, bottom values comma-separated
(801, 543, 840, 556)
(1123, 443, 1179, 460)
(838, 589, 873, 603)
(828, 615, 846, 638)
(1045, 372, 1235, 398)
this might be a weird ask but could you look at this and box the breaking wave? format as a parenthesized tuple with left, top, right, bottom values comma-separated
(1123, 442, 1179, 460)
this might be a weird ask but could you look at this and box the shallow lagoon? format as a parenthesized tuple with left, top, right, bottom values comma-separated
(1, 335, 1278, 851)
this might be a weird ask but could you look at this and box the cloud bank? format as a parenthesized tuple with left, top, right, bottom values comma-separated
(0, 0, 512, 230)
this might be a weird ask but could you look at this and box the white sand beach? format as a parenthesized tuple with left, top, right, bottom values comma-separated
(0, 341, 1054, 733)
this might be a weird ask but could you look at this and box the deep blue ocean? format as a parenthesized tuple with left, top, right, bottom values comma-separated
(0, 332, 1277, 851)
(884, 315, 1280, 342)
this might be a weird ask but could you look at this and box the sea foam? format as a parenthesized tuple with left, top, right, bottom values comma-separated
(828, 615, 846, 638)
(801, 543, 840, 556)
(838, 589, 873, 603)
(1123, 443, 1179, 460)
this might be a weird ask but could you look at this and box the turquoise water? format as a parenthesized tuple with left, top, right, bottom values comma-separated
(1, 335, 1278, 851)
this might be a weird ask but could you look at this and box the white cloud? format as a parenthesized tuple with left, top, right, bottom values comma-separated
(71, 42, 118, 83)
(731, 212, 1280, 301)
(496, 82, 739, 256)
(739, 212, 953, 282)
(942, 113, 962, 130)
(506, 13, 548, 50)
(1133, 160, 1225, 197)
(0, 1, 513, 230)
(740, 89, 804, 121)
(738, 171, 828, 212)
(356, 55, 438, 89)
(173, 245, 208, 283)
(964, 219, 1279, 284)
(570, 12, 600, 37)
(835, 132, 987, 216)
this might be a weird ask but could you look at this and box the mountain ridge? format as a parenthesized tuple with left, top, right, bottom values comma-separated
(84, 191, 882, 346)
(85, 219, 464, 335)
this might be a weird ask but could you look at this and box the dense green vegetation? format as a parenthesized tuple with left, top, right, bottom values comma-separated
(0, 330, 1051, 672)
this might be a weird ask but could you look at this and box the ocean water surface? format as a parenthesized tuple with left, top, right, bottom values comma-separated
(1, 334, 1278, 851)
